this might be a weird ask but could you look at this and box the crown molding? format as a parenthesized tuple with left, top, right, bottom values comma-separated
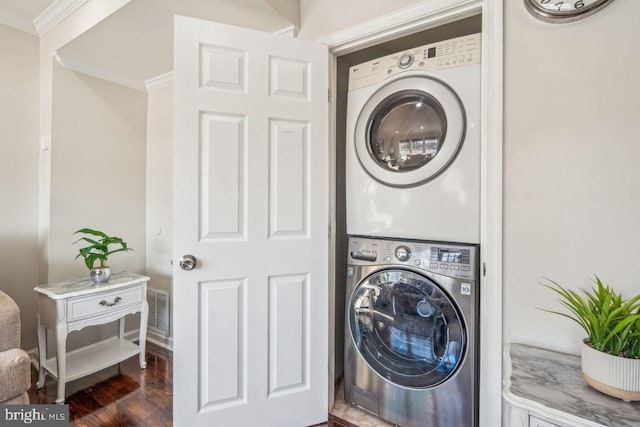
(145, 71, 174, 92)
(0, 7, 37, 35)
(55, 52, 146, 92)
(33, 0, 90, 36)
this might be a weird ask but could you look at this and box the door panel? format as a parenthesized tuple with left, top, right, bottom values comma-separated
(269, 119, 309, 238)
(268, 274, 309, 396)
(174, 16, 328, 427)
(199, 113, 247, 240)
(199, 279, 246, 410)
(200, 45, 247, 92)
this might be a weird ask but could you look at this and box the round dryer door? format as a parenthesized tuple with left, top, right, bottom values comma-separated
(348, 269, 466, 389)
(354, 75, 466, 187)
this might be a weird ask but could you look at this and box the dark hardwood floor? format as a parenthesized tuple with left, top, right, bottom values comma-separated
(28, 342, 173, 426)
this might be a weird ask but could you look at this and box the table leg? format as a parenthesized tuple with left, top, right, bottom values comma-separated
(119, 317, 125, 339)
(55, 322, 68, 404)
(139, 299, 148, 369)
(36, 313, 46, 389)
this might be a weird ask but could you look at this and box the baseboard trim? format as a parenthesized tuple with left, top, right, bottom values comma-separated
(130, 328, 174, 351)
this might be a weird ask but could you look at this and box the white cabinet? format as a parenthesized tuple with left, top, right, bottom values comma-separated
(34, 272, 149, 404)
(502, 344, 639, 427)
(504, 404, 568, 427)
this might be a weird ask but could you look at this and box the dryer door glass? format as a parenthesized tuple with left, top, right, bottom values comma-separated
(349, 269, 465, 388)
(354, 75, 466, 188)
(368, 90, 447, 173)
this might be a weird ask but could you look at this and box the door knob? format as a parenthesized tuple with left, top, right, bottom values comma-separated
(179, 254, 197, 271)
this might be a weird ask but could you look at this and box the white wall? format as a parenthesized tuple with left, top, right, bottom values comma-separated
(49, 62, 147, 349)
(298, 0, 421, 40)
(146, 84, 173, 338)
(39, 0, 134, 286)
(49, 63, 147, 281)
(503, 1, 640, 355)
(0, 24, 40, 349)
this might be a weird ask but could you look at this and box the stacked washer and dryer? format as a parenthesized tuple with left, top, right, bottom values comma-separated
(344, 33, 482, 427)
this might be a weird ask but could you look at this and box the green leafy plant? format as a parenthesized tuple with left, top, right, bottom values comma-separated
(73, 228, 132, 270)
(541, 276, 640, 359)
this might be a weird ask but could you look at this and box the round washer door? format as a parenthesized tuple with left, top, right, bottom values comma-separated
(349, 269, 466, 389)
(354, 75, 466, 187)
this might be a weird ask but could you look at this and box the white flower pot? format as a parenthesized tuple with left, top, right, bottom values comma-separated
(581, 339, 640, 402)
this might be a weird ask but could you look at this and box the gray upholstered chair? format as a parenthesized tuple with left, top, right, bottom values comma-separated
(0, 291, 31, 404)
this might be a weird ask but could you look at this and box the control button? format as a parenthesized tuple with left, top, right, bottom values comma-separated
(451, 265, 460, 270)
(384, 256, 392, 263)
(430, 263, 438, 268)
(397, 53, 414, 69)
(440, 264, 449, 270)
(414, 260, 422, 266)
(461, 266, 470, 271)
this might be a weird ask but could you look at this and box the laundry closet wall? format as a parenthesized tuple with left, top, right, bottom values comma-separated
(503, 1, 640, 355)
(298, 0, 422, 40)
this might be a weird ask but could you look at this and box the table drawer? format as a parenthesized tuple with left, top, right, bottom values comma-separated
(68, 285, 143, 321)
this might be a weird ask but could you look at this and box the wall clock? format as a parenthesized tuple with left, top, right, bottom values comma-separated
(524, 0, 615, 23)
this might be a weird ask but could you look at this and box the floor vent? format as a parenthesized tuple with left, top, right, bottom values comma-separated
(147, 287, 169, 336)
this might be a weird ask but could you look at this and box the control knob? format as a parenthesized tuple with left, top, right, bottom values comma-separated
(395, 245, 411, 262)
(397, 53, 414, 69)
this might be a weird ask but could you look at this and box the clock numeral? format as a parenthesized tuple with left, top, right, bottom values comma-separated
(575, 0, 585, 8)
(555, 1, 565, 11)
(539, 0, 551, 3)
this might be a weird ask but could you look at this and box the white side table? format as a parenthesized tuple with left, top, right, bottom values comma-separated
(34, 272, 150, 404)
(503, 343, 640, 427)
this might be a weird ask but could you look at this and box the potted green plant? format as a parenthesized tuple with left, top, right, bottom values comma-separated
(542, 276, 640, 402)
(73, 228, 133, 284)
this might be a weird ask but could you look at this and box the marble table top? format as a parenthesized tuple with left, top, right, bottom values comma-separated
(504, 343, 640, 427)
(34, 271, 150, 300)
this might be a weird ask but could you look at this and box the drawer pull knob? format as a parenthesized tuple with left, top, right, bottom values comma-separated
(99, 297, 122, 307)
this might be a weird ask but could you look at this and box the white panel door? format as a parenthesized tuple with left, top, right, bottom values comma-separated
(173, 16, 329, 427)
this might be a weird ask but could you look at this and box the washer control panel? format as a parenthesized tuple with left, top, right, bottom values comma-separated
(348, 236, 479, 280)
(349, 33, 481, 92)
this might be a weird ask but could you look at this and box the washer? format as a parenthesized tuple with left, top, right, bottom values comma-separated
(344, 236, 479, 427)
(346, 33, 481, 243)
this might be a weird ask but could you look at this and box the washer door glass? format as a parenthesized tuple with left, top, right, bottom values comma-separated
(368, 90, 447, 173)
(349, 269, 465, 388)
(354, 75, 466, 188)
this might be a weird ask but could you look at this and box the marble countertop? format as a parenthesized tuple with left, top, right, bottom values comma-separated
(504, 343, 640, 427)
(34, 271, 150, 299)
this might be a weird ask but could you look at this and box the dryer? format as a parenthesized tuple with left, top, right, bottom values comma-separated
(344, 236, 479, 427)
(346, 33, 481, 243)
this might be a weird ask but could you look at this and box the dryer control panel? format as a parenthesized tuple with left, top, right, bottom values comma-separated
(348, 235, 479, 281)
(348, 33, 481, 91)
